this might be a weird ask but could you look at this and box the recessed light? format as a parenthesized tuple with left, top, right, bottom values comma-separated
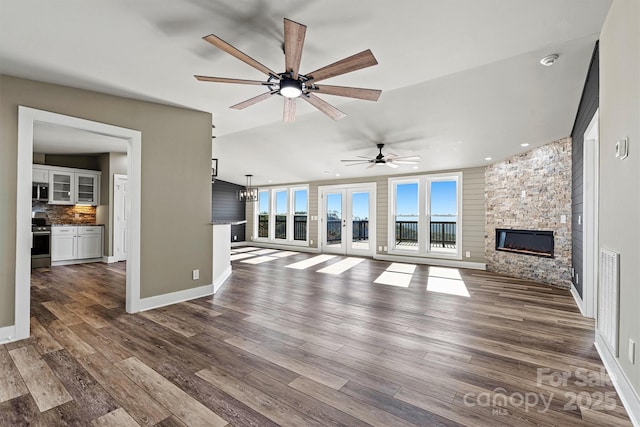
(520, 143, 530, 147)
(413, 166, 419, 170)
(540, 54, 559, 67)
(335, 173, 341, 177)
(484, 157, 492, 161)
(268, 179, 272, 183)
(323, 170, 330, 174)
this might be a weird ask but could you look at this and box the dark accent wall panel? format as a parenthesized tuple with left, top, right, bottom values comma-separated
(212, 179, 246, 242)
(571, 41, 599, 298)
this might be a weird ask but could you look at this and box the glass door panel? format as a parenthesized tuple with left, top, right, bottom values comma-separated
(325, 192, 344, 251)
(274, 190, 287, 240)
(349, 191, 370, 252)
(257, 190, 269, 238)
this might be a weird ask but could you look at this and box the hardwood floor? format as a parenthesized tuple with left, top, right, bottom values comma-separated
(0, 250, 633, 426)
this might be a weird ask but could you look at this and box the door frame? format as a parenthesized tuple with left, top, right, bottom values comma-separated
(581, 109, 599, 318)
(318, 183, 376, 257)
(15, 107, 142, 341)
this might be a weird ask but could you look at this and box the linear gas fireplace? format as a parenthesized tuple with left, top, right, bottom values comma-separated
(495, 229, 554, 258)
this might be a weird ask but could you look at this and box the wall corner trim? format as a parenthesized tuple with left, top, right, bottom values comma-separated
(0, 325, 17, 344)
(138, 284, 214, 312)
(595, 336, 640, 427)
(570, 284, 587, 317)
(213, 266, 232, 294)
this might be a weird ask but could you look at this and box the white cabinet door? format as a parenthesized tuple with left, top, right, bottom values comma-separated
(49, 171, 75, 205)
(75, 172, 100, 205)
(32, 166, 48, 184)
(77, 226, 103, 259)
(51, 227, 77, 261)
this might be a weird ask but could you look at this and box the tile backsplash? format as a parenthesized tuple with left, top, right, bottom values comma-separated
(32, 201, 96, 224)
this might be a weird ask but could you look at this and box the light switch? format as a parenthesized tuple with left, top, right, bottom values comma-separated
(629, 339, 636, 364)
(560, 215, 566, 224)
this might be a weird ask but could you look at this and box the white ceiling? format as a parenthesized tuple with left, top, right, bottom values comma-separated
(0, 0, 610, 186)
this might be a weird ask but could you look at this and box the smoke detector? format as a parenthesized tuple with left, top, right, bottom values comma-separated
(540, 54, 559, 67)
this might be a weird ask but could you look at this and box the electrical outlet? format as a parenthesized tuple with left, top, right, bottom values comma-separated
(383, 246, 388, 251)
(466, 251, 471, 258)
(310, 240, 313, 245)
(629, 339, 636, 364)
(560, 215, 566, 224)
(233, 235, 237, 241)
(192, 269, 199, 280)
(378, 246, 383, 251)
(74, 213, 80, 219)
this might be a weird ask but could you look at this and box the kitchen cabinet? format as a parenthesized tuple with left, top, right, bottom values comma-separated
(32, 167, 49, 184)
(51, 226, 77, 261)
(75, 172, 100, 205)
(40, 166, 100, 206)
(77, 226, 103, 259)
(52, 225, 103, 264)
(49, 171, 75, 205)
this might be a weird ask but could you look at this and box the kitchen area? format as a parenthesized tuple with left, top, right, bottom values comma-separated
(31, 162, 104, 268)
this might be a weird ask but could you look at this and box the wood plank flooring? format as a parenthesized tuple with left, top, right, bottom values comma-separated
(0, 251, 633, 426)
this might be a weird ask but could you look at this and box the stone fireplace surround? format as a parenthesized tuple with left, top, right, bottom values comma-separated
(485, 137, 572, 289)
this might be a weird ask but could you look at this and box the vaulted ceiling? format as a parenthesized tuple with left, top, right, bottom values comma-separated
(0, 0, 611, 185)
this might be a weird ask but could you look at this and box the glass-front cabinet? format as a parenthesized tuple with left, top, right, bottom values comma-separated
(47, 169, 100, 205)
(49, 171, 75, 205)
(76, 173, 99, 205)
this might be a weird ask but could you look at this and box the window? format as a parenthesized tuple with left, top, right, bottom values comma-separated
(254, 186, 309, 244)
(293, 188, 308, 241)
(389, 173, 461, 258)
(258, 190, 269, 238)
(275, 190, 287, 239)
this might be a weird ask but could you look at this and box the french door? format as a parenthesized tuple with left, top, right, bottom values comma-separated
(320, 184, 375, 256)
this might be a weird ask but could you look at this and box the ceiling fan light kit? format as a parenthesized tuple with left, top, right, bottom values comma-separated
(195, 18, 382, 122)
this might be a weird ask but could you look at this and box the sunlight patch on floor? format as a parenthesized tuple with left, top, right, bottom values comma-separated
(230, 247, 261, 253)
(286, 255, 336, 270)
(426, 267, 470, 297)
(386, 263, 417, 274)
(374, 271, 412, 287)
(230, 253, 257, 261)
(317, 257, 364, 275)
(241, 256, 277, 264)
(252, 249, 279, 255)
(271, 251, 299, 258)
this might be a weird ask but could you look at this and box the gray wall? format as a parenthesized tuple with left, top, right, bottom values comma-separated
(571, 42, 599, 298)
(599, 0, 640, 403)
(0, 75, 213, 326)
(246, 167, 486, 264)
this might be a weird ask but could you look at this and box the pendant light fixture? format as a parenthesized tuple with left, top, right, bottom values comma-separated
(237, 174, 258, 202)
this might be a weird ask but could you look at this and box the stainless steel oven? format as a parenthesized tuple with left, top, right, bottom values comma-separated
(31, 213, 51, 268)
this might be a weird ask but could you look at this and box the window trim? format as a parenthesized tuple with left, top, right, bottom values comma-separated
(388, 172, 463, 260)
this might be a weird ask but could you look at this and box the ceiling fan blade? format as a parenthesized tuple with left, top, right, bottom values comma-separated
(366, 162, 377, 169)
(230, 91, 276, 110)
(343, 161, 372, 166)
(391, 156, 421, 161)
(194, 75, 271, 85)
(301, 94, 346, 121)
(283, 18, 306, 79)
(283, 97, 296, 123)
(305, 49, 378, 83)
(392, 160, 420, 164)
(341, 159, 370, 162)
(310, 85, 381, 101)
(203, 34, 278, 77)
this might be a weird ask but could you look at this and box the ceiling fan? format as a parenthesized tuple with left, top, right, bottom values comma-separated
(194, 18, 382, 122)
(341, 144, 421, 169)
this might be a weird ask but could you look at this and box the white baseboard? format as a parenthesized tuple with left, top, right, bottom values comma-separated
(374, 253, 486, 270)
(0, 325, 17, 344)
(102, 256, 119, 263)
(213, 265, 232, 294)
(52, 258, 104, 266)
(570, 284, 587, 317)
(595, 336, 640, 427)
(139, 284, 214, 312)
(246, 241, 321, 254)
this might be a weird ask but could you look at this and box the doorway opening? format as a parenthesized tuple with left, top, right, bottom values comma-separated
(319, 183, 376, 257)
(15, 107, 142, 341)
